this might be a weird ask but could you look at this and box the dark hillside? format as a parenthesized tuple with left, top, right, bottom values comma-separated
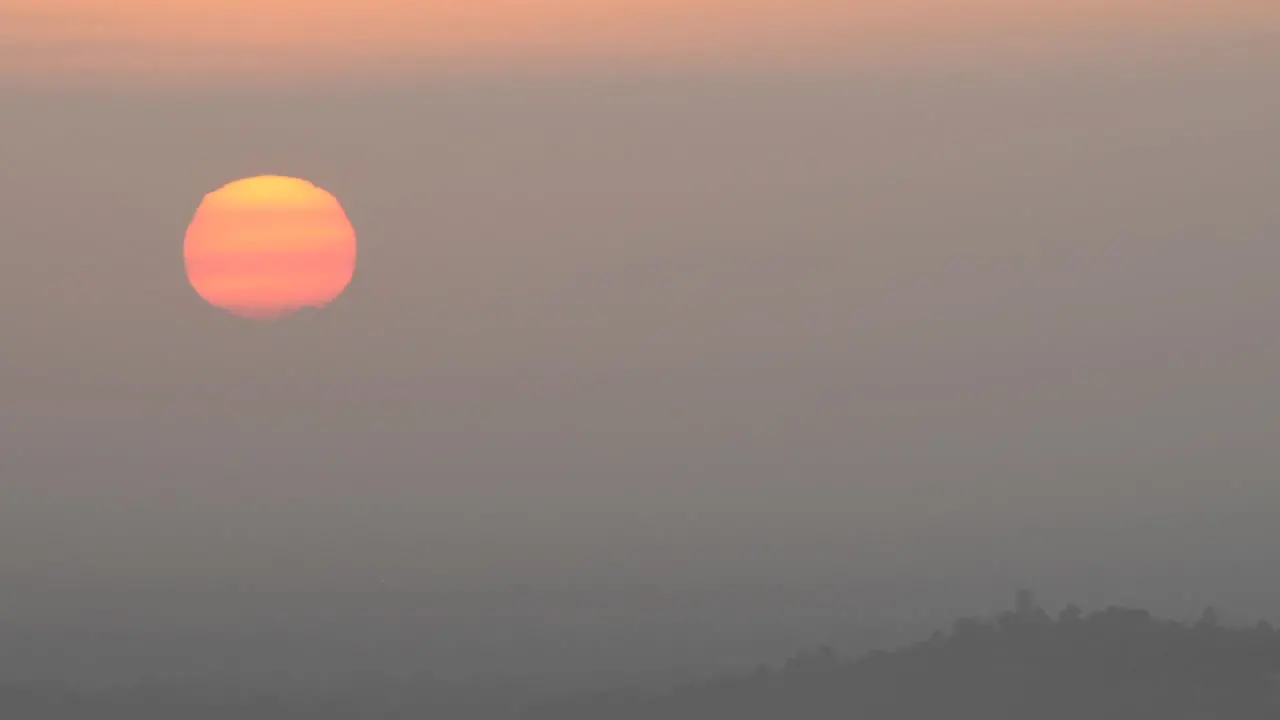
(527, 602, 1280, 720)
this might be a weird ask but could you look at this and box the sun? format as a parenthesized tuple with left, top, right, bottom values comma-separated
(184, 175, 357, 320)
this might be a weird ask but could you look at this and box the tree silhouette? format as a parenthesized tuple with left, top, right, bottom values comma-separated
(526, 600, 1280, 720)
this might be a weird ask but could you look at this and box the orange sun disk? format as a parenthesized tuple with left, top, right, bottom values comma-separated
(184, 175, 357, 320)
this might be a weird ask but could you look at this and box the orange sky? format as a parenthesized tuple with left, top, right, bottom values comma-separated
(2, 0, 1276, 83)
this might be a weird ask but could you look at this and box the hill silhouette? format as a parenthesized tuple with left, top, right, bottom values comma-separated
(525, 597, 1280, 720)
(3, 596, 1280, 719)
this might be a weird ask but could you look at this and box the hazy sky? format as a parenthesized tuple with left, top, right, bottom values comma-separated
(2, 2, 1279, 681)
(3, 0, 1278, 81)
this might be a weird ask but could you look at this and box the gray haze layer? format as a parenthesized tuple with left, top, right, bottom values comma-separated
(1, 38, 1279, 683)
